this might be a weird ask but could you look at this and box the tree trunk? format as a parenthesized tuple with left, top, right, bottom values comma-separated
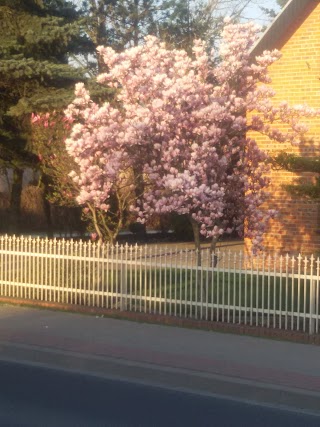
(133, 0, 139, 47)
(132, 165, 146, 237)
(8, 168, 24, 234)
(42, 176, 54, 238)
(210, 235, 219, 267)
(190, 216, 201, 266)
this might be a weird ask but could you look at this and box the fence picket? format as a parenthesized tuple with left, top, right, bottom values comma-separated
(303, 256, 308, 332)
(238, 251, 243, 325)
(233, 252, 236, 324)
(316, 258, 320, 334)
(273, 253, 277, 329)
(255, 252, 260, 327)
(291, 255, 296, 330)
(279, 255, 283, 330)
(217, 249, 221, 322)
(0, 235, 319, 335)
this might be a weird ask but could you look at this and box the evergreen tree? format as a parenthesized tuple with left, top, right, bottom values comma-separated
(79, 0, 116, 73)
(0, 0, 88, 232)
(110, 0, 159, 48)
(261, 0, 287, 19)
(79, 0, 267, 65)
(277, 0, 288, 8)
(158, 0, 218, 53)
(81, 0, 161, 57)
(158, 0, 262, 54)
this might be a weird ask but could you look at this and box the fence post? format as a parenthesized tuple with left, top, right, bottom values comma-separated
(120, 245, 127, 311)
(309, 279, 316, 335)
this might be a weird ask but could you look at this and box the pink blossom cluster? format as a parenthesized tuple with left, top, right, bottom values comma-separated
(31, 111, 73, 129)
(65, 21, 320, 251)
(31, 111, 73, 164)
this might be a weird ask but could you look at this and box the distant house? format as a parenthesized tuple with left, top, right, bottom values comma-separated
(248, 0, 320, 254)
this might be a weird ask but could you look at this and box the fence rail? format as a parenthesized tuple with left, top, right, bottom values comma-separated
(0, 235, 319, 334)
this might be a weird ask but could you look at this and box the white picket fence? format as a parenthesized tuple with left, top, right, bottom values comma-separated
(0, 235, 319, 334)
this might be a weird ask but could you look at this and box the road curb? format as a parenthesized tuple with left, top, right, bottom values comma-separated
(1, 340, 320, 416)
(1, 297, 319, 345)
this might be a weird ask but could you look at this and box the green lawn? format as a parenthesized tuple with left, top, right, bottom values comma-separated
(1, 261, 317, 324)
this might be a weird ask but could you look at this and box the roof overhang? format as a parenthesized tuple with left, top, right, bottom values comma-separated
(250, 0, 319, 58)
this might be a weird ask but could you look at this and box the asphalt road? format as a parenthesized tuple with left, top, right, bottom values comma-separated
(1, 360, 320, 427)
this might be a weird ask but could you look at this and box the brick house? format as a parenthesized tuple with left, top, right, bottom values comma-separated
(248, 0, 320, 255)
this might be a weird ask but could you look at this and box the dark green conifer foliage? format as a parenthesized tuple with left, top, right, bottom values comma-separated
(81, 0, 160, 58)
(159, 0, 220, 54)
(109, 0, 159, 48)
(277, 0, 288, 8)
(158, 0, 259, 55)
(0, 0, 87, 231)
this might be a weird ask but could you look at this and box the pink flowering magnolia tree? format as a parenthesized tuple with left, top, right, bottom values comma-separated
(65, 21, 319, 253)
(64, 82, 138, 242)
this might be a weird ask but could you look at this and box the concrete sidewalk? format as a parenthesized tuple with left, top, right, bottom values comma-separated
(0, 305, 320, 414)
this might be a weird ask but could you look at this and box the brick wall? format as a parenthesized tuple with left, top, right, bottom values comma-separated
(246, 2, 320, 255)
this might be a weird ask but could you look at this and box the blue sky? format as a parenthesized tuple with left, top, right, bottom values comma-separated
(243, 0, 281, 25)
(70, 0, 284, 35)
(71, 0, 282, 24)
